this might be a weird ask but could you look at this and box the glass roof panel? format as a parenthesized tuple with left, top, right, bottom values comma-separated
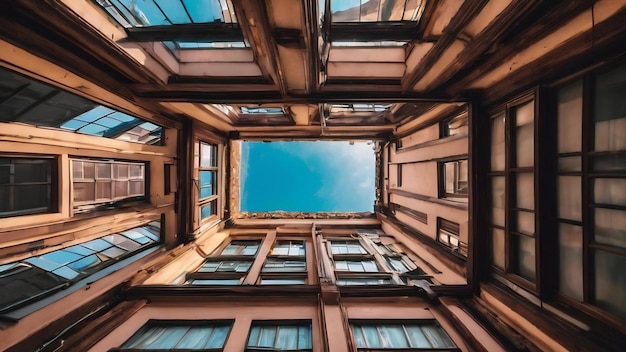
(96, 0, 237, 27)
(325, 0, 424, 23)
(240, 107, 284, 115)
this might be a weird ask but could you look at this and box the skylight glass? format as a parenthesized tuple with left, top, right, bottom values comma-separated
(0, 221, 160, 312)
(322, 0, 425, 23)
(240, 107, 284, 115)
(96, 0, 238, 27)
(164, 41, 248, 50)
(330, 103, 392, 113)
(0, 66, 163, 144)
(240, 141, 375, 212)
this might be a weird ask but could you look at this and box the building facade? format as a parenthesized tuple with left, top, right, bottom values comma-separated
(0, 0, 625, 351)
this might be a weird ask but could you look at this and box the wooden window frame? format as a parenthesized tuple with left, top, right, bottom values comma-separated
(245, 320, 313, 351)
(549, 62, 626, 327)
(197, 142, 219, 223)
(349, 319, 459, 351)
(0, 155, 57, 218)
(440, 112, 469, 138)
(438, 158, 468, 200)
(259, 239, 308, 283)
(436, 218, 461, 253)
(113, 319, 234, 351)
(488, 92, 539, 293)
(397, 164, 403, 187)
(71, 158, 146, 212)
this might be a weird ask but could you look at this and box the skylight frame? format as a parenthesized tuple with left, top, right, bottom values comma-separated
(0, 67, 164, 145)
(320, 0, 431, 43)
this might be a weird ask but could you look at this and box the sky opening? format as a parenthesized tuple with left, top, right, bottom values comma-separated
(240, 141, 376, 212)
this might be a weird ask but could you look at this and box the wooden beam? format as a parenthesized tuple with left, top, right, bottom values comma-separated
(445, 0, 596, 97)
(481, 4, 626, 104)
(233, 0, 287, 95)
(125, 23, 244, 42)
(402, 0, 488, 92)
(423, 0, 545, 91)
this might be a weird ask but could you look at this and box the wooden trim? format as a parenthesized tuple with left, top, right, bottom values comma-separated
(389, 189, 468, 211)
(424, 0, 544, 91)
(480, 282, 626, 351)
(402, 0, 489, 91)
(481, 5, 626, 104)
(395, 133, 467, 154)
(396, 105, 467, 139)
(445, 0, 596, 97)
(391, 203, 427, 224)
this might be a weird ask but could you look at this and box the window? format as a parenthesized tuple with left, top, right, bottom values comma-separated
(331, 241, 367, 255)
(336, 276, 392, 286)
(441, 113, 468, 137)
(321, 0, 432, 43)
(375, 242, 419, 273)
(0, 222, 160, 313)
(439, 159, 468, 200)
(119, 320, 232, 350)
(247, 321, 312, 351)
(0, 67, 163, 144)
(261, 240, 307, 283)
(390, 203, 427, 224)
(96, 0, 246, 50)
(196, 260, 253, 273)
(0, 157, 54, 217)
(350, 321, 457, 350)
(553, 62, 626, 320)
(488, 96, 537, 286)
(335, 260, 379, 272)
(198, 142, 218, 221)
(220, 240, 260, 256)
(397, 164, 403, 187)
(437, 218, 460, 252)
(72, 159, 145, 210)
(187, 240, 260, 285)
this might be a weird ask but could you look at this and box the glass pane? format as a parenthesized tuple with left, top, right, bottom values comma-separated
(114, 180, 128, 198)
(96, 181, 112, 199)
(298, 325, 312, 349)
(406, 326, 430, 347)
(491, 176, 505, 226)
(201, 143, 217, 167)
(258, 326, 276, 348)
(491, 228, 505, 270)
(491, 113, 505, 171)
(511, 235, 536, 282)
(422, 324, 455, 348)
(558, 80, 583, 153)
(275, 326, 298, 350)
(516, 173, 534, 210)
(592, 154, 626, 173)
(362, 260, 379, 272)
(558, 223, 583, 301)
(595, 178, 626, 206)
(558, 176, 581, 221)
(73, 182, 95, 202)
(594, 63, 626, 152)
(514, 101, 535, 167)
(558, 156, 581, 172)
(188, 279, 240, 285)
(362, 325, 382, 348)
(594, 250, 626, 319)
(206, 325, 230, 348)
(96, 163, 111, 179)
(380, 325, 408, 348)
(515, 211, 535, 236)
(594, 208, 626, 249)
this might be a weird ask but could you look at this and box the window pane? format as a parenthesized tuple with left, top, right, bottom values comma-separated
(96, 181, 112, 199)
(558, 80, 583, 153)
(380, 325, 409, 348)
(200, 143, 217, 167)
(511, 235, 535, 282)
(558, 156, 581, 172)
(514, 101, 535, 167)
(422, 324, 456, 348)
(594, 178, 626, 206)
(73, 182, 95, 203)
(491, 176, 505, 226)
(558, 176, 581, 221)
(406, 326, 430, 348)
(260, 278, 306, 285)
(515, 211, 534, 236)
(594, 208, 626, 249)
(201, 201, 216, 219)
(594, 63, 626, 152)
(558, 223, 583, 301)
(516, 173, 534, 210)
(491, 113, 505, 171)
(188, 279, 240, 285)
(594, 250, 626, 319)
(592, 154, 626, 173)
(276, 326, 298, 350)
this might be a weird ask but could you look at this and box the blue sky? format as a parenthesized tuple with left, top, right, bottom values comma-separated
(240, 141, 375, 212)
